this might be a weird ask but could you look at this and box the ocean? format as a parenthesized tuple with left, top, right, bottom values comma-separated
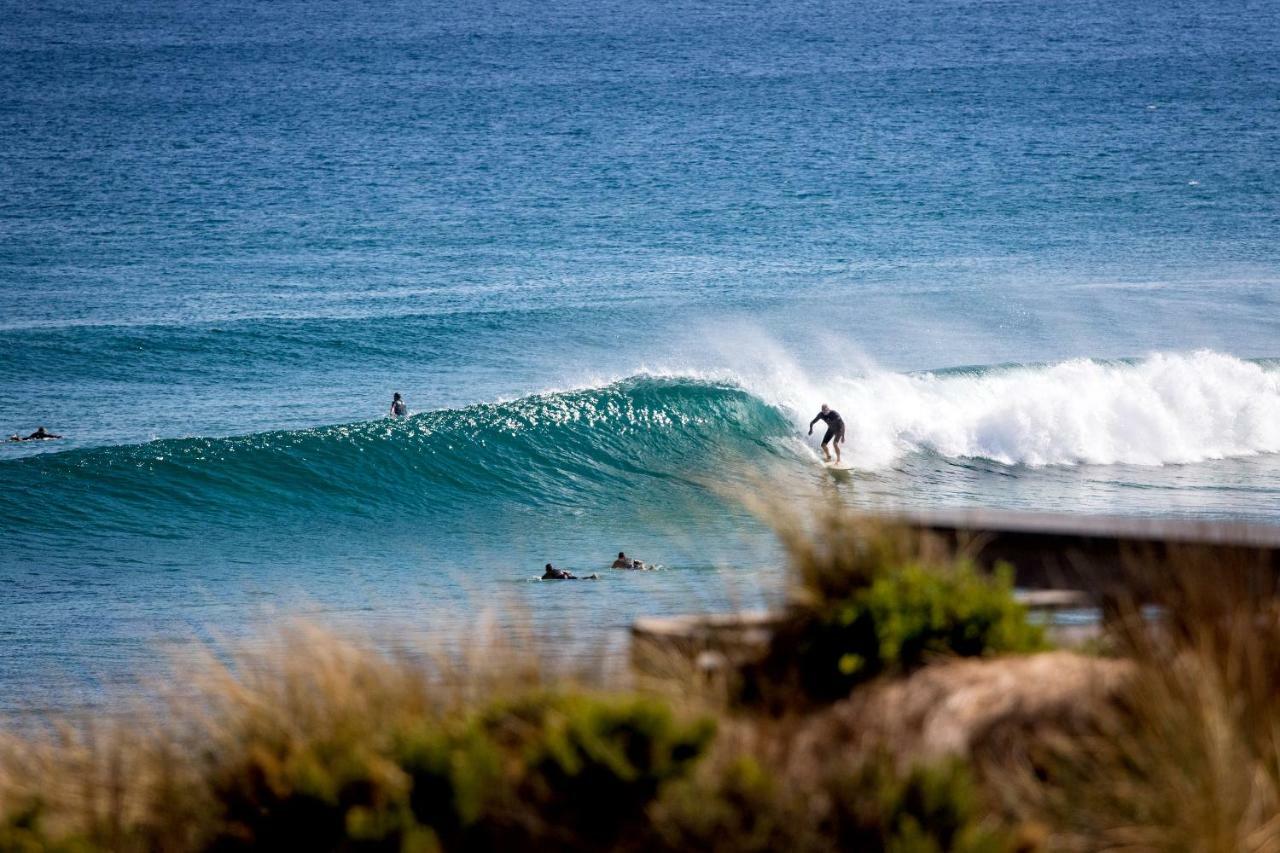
(2, 0, 1278, 710)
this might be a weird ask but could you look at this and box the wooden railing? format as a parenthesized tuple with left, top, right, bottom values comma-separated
(896, 509, 1280, 602)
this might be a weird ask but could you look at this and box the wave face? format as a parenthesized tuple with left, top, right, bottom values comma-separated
(824, 351, 1280, 468)
(0, 378, 794, 536)
(3, 352, 1278, 542)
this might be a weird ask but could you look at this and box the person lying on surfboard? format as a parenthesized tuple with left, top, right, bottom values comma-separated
(808, 404, 845, 463)
(541, 563, 599, 580)
(8, 426, 62, 442)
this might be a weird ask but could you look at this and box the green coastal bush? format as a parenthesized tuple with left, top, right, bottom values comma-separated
(205, 691, 713, 853)
(795, 561, 1044, 701)
(746, 515, 1046, 706)
(208, 733, 416, 852)
(853, 759, 1017, 853)
(654, 753, 1023, 853)
(393, 720, 502, 848)
(0, 801, 93, 853)
(493, 692, 714, 848)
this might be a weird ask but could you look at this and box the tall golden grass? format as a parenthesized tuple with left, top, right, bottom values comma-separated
(991, 543, 1280, 853)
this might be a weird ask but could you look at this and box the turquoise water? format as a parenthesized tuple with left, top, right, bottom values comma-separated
(2, 0, 1279, 708)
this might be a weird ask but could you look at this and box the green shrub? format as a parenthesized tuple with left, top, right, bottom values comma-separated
(816, 562, 1044, 692)
(651, 756, 809, 852)
(502, 692, 714, 849)
(846, 759, 1015, 853)
(654, 754, 1025, 853)
(392, 692, 714, 852)
(202, 690, 711, 853)
(393, 721, 502, 848)
(0, 801, 93, 853)
(747, 516, 1046, 706)
(207, 736, 418, 853)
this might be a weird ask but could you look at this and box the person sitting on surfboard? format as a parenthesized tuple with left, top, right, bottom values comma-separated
(612, 552, 645, 569)
(808, 404, 845, 463)
(389, 393, 408, 419)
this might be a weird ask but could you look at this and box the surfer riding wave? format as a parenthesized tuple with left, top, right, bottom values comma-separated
(808, 404, 845, 464)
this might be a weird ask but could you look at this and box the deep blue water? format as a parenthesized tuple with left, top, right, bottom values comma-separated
(2, 0, 1279, 709)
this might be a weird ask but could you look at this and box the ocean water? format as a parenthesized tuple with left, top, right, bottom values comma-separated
(2, 0, 1279, 710)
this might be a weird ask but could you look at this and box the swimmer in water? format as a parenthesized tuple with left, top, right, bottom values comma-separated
(389, 393, 407, 419)
(808, 404, 845, 463)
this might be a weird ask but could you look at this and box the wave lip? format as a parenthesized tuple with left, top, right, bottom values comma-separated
(837, 351, 1280, 468)
(0, 377, 794, 535)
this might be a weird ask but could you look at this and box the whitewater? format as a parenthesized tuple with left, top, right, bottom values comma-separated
(800, 351, 1280, 469)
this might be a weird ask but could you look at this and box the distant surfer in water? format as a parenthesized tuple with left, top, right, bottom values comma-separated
(543, 563, 577, 580)
(808, 404, 845, 463)
(8, 427, 61, 442)
(542, 563, 598, 580)
(389, 392, 407, 419)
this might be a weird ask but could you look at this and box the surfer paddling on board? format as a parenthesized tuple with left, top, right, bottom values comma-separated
(8, 427, 62, 442)
(808, 404, 845, 464)
(541, 563, 599, 580)
(543, 563, 577, 580)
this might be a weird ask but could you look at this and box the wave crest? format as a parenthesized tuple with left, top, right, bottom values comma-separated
(827, 351, 1280, 468)
(3, 352, 1276, 538)
(0, 378, 792, 533)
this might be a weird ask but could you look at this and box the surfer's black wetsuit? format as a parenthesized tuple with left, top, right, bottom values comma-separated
(809, 409, 845, 446)
(10, 429, 61, 442)
(542, 565, 577, 580)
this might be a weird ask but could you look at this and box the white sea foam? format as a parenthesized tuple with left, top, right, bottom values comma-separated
(753, 350, 1280, 469)
(535, 343, 1280, 471)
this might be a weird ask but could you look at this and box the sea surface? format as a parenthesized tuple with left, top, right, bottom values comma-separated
(2, 0, 1279, 711)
